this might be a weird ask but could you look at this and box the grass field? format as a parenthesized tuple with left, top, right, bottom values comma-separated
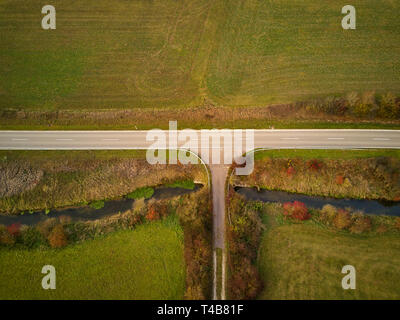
(253, 149, 400, 160)
(0, 0, 399, 111)
(207, 0, 400, 106)
(258, 212, 400, 299)
(0, 215, 185, 299)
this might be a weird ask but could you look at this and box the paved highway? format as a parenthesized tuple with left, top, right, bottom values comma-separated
(1, 129, 400, 150)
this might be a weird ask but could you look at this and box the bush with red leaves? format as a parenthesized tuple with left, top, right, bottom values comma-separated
(335, 175, 344, 185)
(286, 166, 296, 177)
(7, 223, 21, 236)
(308, 159, 322, 171)
(283, 201, 311, 221)
(146, 206, 160, 221)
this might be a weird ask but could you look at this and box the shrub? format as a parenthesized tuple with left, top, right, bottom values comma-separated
(126, 187, 154, 200)
(333, 209, 352, 230)
(395, 218, 400, 231)
(7, 223, 21, 237)
(0, 225, 15, 246)
(343, 177, 352, 188)
(126, 212, 143, 227)
(36, 218, 58, 238)
(346, 92, 360, 108)
(378, 92, 399, 119)
(286, 166, 296, 177)
(146, 206, 160, 221)
(376, 224, 388, 234)
(20, 227, 46, 249)
(283, 201, 311, 221)
(335, 175, 344, 185)
(320, 204, 337, 225)
(348, 91, 377, 117)
(167, 180, 195, 190)
(307, 159, 322, 171)
(350, 215, 372, 234)
(89, 200, 105, 210)
(48, 224, 68, 248)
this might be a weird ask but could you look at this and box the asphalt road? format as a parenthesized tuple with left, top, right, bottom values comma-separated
(1, 129, 400, 150)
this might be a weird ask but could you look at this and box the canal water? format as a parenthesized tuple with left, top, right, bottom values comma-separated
(0, 184, 203, 226)
(235, 187, 400, 216)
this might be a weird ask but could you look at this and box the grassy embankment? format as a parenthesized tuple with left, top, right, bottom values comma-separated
(227, 149, 400, 299)
(0, 215, 185, 300)
(0, 0, 399, 129)
(234, 149, 400, 201)
(258, 204, 400, 300)
(0, 150, 205, 214)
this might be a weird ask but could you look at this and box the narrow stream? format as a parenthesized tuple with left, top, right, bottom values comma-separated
(0, 184, 203, 226)
(235, 187, 400, 216)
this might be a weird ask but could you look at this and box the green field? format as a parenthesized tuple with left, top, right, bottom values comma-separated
(0, 215, 185, 299)
(0, 0, 399, 111)
(207, 0, 400, 106)
(258, 212, 400, 300)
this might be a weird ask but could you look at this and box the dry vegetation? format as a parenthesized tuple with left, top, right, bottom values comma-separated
(234, 157, 400, 201)
(0, 151, 207, 214)
(0, 162, 43, 198)
(1, 100, 400, 130)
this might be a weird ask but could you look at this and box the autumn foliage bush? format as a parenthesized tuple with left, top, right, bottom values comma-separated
(395, 218, 400, 231)
(146, 201, 169, 221)
(307, 159, 322, 171)
(286, 166, 296, 177)
(283, 201, 311, 221)
(335, 175, 344, 185)
(176, 190, 212, 300)
(333, 209, 352, 230)
(227, 194, 264, 299)
(48, 224, 68, 248)
(349, 215, 372, 234)
(7, 223, 21, 237)
(0, 225, 15, 246)
(146, 206, 160, 221)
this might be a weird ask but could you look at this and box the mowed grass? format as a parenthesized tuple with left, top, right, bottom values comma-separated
(0, 0, 211, 109)
(0, 215, 185, 299)
(257, 214, 400, 299)
(253, 149, 400, 160)
(207, 0, 400, 106)
(1, 0, 399, 111)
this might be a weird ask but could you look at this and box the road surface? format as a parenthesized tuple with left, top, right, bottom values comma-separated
(1, 129, 400, 150)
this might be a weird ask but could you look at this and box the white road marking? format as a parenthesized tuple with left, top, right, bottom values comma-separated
(102, 138, 120, 141)
(56, 138, 73, 141)
(280, 137, 299, 140)
(12, 138, 28, 141)
(373, 138, 391, 141)
(328, 137, 344, 140)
